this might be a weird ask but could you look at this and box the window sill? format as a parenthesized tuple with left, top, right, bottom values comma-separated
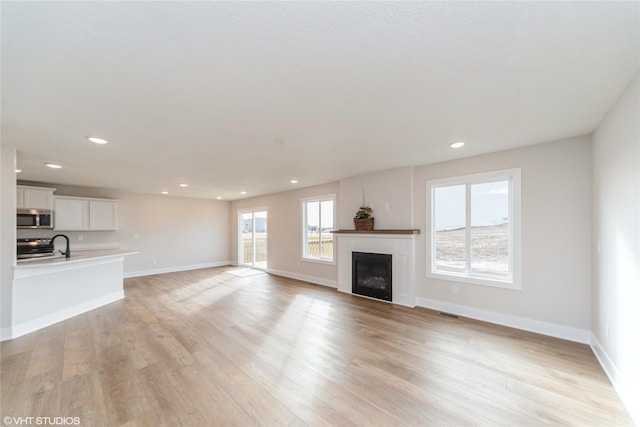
(427, 271, 521, 290)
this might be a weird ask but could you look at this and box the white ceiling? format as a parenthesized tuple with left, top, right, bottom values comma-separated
(2, 2, 639, 200)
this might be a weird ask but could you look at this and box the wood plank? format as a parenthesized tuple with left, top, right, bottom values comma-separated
(1, 267, 633, 426)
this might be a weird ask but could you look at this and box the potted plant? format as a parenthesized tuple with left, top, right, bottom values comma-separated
(354, 204, 374, 231)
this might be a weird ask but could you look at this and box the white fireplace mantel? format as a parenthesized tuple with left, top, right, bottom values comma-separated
(334, 230, 419, 307)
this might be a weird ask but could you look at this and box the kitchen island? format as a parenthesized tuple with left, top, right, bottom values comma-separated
(12, 249, 138, 339)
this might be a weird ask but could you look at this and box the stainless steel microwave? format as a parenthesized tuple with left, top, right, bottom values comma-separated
(17, 209, 53, 229)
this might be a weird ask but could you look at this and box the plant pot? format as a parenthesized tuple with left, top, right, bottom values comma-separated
(354, 217, 374, 231)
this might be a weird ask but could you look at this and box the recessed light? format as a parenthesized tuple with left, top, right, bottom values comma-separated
(88, 137, 108, 144)
(45, 163, 62, 169)
(161, 191, 169, 195)
(179, 183, 188, 187)
(15, 169, 22, 173)
(216, 196, 222, 200)
(290, 179, 298, 184)
(240, 191, 247, 195)
(450, 141, 465, 149)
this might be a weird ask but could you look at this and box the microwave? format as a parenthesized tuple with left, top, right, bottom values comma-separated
(17, 209, 53, 229)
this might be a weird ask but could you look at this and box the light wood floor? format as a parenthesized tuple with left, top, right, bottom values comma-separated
(1, 267, 633, 426)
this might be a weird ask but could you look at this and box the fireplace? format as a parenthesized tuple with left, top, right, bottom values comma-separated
(336, 230, 418, 307)
(352, 252, 392, 302)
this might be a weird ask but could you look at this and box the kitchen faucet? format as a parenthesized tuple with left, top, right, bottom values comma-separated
(50, 234, 71, 258)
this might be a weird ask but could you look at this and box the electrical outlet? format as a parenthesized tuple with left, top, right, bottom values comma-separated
(152, 259, 157, 265)
(451, 285, 458, 294)
(606, 323, 610, 339)
(384, 202, 390, 210)
(77, 235, 84, 241)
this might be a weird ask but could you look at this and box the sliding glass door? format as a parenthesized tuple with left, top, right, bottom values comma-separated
(239, 209, 268, 270)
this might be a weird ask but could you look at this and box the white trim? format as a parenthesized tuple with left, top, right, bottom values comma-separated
(267, 267, 337, 288)
(590, 333, 640, 425)
(124, 261, 231, 278)
(427, 271, 518, 289)
(416, 297, 590, 344)
(237, 207, 269, 269)
(300, 256, 336, 266)
(301, 194, 336, 262)
(9, 291, 124, 341)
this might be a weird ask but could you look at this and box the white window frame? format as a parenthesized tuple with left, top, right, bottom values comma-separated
(301, 194, 336, 264)
(237, 206, 268, 270)
(427, 168, 521, 290)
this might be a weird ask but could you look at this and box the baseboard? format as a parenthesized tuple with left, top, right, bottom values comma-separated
(416, 297, 591, 344)
(124, 260, 231, 278)
(590, 333, 640, 425)
(9, 291, 124, 341)
(267, 268, 337, 289)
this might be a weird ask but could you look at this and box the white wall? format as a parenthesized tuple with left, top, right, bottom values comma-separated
(16, 182, 231, 276)
(1, 145, 17, 340)
(591, 72, 639, 422)
(413, 137, 593, 339)
(230, 181, 339, 287)
(338, 166, 413, 229)
(334, 137, 592, 338)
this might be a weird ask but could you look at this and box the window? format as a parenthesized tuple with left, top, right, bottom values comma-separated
(302, 195, 335, 262)
(428, 169, 521, 289)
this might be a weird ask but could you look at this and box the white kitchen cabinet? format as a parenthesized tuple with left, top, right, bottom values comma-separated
(17, 186, 55, 209)
(54, 197, 89, 230)
(89, 200, 118, 230)
(54, 196, 118, 231)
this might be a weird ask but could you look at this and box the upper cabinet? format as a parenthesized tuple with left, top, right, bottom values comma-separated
(89, 200, 118, 230)
(16, 185, 55, 209)
(54, 197, 89, 230)
(54, 196, 118, 231)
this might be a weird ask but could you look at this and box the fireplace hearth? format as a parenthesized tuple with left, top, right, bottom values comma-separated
(352, 252, 392, 301)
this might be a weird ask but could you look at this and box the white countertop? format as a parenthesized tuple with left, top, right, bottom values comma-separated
(15, 249, 139, 269)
